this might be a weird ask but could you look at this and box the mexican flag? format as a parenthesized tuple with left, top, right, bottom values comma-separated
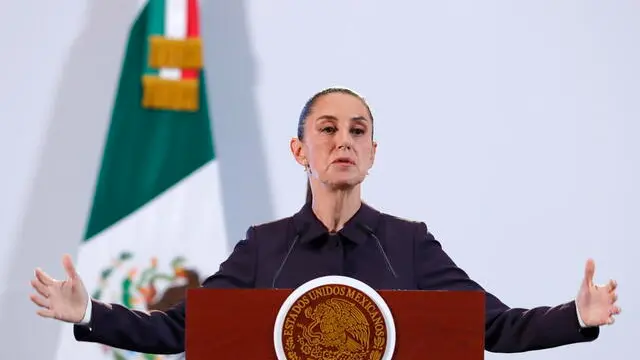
(55, 0, 229, 359)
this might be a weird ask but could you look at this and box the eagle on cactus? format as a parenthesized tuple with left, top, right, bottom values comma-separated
(93, 252, 201, 360)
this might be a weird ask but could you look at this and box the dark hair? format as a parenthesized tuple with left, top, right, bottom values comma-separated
(297, 87, 375, 203)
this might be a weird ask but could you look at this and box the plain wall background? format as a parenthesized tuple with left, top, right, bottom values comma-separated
(0, 1, 636, 359)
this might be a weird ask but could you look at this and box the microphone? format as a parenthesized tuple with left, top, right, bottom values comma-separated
(357, 223, 398, 279)
(272, 223, 309, 288)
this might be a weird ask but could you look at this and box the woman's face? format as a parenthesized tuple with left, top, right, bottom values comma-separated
(291, 92, 377, 191)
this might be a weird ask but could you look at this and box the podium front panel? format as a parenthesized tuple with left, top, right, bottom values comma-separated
(186, 288, 484, 359)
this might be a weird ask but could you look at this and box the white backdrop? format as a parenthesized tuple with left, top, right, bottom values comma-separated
(243, 1, 637, 359)
(0, 0, 637, 359)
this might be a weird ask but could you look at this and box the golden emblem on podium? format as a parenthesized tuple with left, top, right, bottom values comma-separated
(274, 276, 396, 360)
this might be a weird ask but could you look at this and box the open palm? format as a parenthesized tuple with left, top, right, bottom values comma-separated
(576, 259, 620, 327)
(30, 254, 89, 323)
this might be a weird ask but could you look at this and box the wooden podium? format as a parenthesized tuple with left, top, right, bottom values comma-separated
(185, 288, 485, 359)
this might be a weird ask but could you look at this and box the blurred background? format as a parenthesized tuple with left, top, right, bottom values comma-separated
(0, 0, 636, 359)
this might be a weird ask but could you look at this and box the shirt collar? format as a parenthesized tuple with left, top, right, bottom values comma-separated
(292, 201, 381, 245)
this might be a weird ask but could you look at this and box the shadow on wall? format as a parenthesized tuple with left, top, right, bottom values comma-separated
(2, 0, 140, 359)
(200, 0, 275, 246)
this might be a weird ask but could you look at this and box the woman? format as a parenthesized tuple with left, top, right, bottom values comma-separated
(30, 87, 620, 354)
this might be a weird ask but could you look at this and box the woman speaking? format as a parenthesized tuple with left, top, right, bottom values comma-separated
(29, 87, 620, 354)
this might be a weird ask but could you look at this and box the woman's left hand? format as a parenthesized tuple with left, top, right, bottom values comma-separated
(576, 259, 621, 327)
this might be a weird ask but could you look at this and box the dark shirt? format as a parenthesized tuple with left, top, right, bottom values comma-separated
(75, 202, 599, 354)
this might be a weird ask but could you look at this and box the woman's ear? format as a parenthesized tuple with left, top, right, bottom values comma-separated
(371, 141, 378, 163)
(290, 137, 307, 167)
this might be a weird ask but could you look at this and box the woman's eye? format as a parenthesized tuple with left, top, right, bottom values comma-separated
(321, 126, 337, 134)
(351, 128, 365, 135)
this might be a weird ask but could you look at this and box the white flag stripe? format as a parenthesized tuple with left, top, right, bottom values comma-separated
(160, 0, 188, 80)
(54, 161, 229, 360)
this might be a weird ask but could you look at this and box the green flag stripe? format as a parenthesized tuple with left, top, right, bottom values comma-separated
(144, 0, 165, 76)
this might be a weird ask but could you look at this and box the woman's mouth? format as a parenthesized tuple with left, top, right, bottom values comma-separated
(332, 157, 356, 166)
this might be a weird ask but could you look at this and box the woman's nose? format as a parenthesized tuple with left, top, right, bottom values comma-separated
(336, 129, 352, 149)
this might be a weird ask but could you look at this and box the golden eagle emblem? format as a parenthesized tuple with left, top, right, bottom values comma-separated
(280, 284, 388, 360)
(301, 298, 371, 353)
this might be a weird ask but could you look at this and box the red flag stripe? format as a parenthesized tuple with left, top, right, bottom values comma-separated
(183, 0, 199, 79)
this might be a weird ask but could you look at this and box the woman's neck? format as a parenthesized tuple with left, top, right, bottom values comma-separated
(311, 186, 362, 233)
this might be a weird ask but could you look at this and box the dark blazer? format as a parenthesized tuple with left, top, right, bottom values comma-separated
(74, 202, 599, 354)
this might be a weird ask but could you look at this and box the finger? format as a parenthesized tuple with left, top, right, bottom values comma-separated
(34, 268, 55, 286)
(30, 293, 50, 309)
(36, 309, 56, 319)
(583, 259, 595, 287)
(30, 279, 49, 298)
(611, 292, 618, 304)
(607, 316, 615, 325)
(62, 254, 78, 280)
(607, 279, 617, 292)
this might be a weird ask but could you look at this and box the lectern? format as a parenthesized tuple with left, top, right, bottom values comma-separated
(185, 287, 485, 359)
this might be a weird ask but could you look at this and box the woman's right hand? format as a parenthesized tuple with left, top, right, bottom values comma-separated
(30, 254, 89, 324)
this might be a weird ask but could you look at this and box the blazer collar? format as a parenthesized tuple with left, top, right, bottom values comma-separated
(292, 201, 381, 245)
